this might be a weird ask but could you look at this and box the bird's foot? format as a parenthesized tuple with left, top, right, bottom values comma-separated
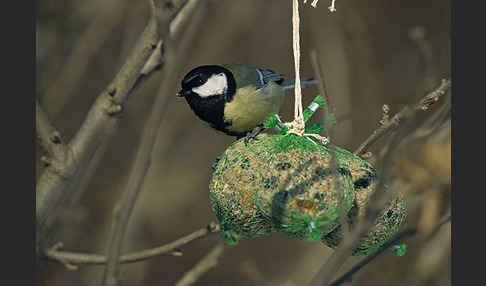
(244, 125, 265, 146)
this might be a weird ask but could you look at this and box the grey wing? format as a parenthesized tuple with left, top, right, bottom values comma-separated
(255, 68, 284, 88)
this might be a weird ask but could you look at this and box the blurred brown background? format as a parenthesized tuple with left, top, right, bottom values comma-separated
(36, 0, 451, 285)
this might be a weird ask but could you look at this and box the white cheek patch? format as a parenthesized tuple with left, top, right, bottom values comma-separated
(192, 73, 228, 97)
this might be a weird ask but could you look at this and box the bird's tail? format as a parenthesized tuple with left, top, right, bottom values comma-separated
(280, 78, 319, 91)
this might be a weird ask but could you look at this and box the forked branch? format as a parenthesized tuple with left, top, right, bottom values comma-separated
(354, 79, 451, 156)
(36, 0, 197, 247)
(45, 222, 220, 266)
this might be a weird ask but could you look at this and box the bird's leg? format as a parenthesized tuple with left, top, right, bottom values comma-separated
(211, 125, 264, 171)
(244, 124, 265, 146)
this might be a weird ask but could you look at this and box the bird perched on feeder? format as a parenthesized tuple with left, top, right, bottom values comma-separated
(177, 64, 317, 140)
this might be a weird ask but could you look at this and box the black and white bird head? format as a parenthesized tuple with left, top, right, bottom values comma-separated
(177, 65, 236, 100)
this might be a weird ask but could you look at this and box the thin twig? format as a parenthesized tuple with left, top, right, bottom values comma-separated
(409, 27, 438, 91)
(36, 16, 157, 232)
(66, 0, 203, 213)
(310, 50, 350, 236)
(36, 100, 71, 255)
(309, 122, 412, 286)
(329, 229, 416, 286)
(45, 222, 220, 266)
(40, 0, 128, 119)
(36, 0, 193, 246)
(353, 78, 451, 156)
(175, 243, 226, 286)
(67, 137, 112, 205)
(329, 214, 451, 286)
(131, 0, 202, 97)
(66, 0, 203, 208)
(310, 51, 334, 121)
(101, 2, 207, 285)
(309, 78, 450, 286)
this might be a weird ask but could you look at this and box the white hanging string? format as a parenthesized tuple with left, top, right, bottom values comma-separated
(286, 0, 306, 136)
(328, 0, 337, 12)
(292, 0, 304, 131)
(286, 0, 330, 145)
(304, 0, 337, 11)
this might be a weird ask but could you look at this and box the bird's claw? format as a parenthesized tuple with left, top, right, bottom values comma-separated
(244, 126, 264, 146)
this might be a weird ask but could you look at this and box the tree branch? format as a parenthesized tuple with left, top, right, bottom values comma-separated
(310, 125, 413, 286)
(44, 222, 220, 266)
(310, 50, 351, 237)
(101, 2, 207, 285)
(309, 78, 451, 286)
(353, 78, 451, 156)
(36, 100, 69, 167)
(35, 0, 193, 243)
(130, 0, 202, 97)
(36, 17, 157, 233)
(69, 0, 203, 209)
(40, 0, 129, 119)
(329, 214, 451, 286)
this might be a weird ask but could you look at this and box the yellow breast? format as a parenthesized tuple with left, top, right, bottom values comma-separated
(224, 83, 283, 133)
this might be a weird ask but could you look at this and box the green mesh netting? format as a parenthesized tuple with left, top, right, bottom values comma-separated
(209, 133, 407, 255)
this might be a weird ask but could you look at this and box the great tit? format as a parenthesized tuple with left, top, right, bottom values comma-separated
(177, 64, 316, 138)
